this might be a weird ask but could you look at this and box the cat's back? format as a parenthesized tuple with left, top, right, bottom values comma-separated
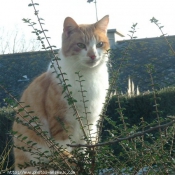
(21, 72, 52, 106)
(16, 71, 66, 121)
(22, 72, 50, 98)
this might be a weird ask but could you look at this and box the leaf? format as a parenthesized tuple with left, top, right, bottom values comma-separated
(28, 3, 33, 7)
(27, 141, 32, 144)
(10, 130, 18, 135)
(18, 108, 24, 112)
(31, 143, 37, 146)
(22, 136, 28, 141)
(17, 134, 22, 138)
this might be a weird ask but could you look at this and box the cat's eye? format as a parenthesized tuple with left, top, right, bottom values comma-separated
(77, 43, 86, 49)
(96, 42, 103, 48)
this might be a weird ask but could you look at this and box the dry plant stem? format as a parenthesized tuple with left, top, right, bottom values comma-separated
(0, 139, 14, 172)
(120, 142, 131, 159)
(30, 0, 88, 142)
(97, 25, 137, 142)
(1, 85, 53, 147)
(169, 127, 175, 155)
(132, 137, 137, 160)
(76, 73, 95, 174)
(90, 147, 96, 175)
(12, 32, 18, 54)
(154, 20, 175, 56)
(0, 85, 74, 171)
(148, 71, 175, 172)
(148, 69, 164, 150)
(140, 118, 145, 150)
(116, 90, 127, 131)
(67, 118, 175, 148)
(14, 137, 65, 171)
(76, 72, 92, 144)
(114, 89, 130, 158)
(163, 35, 175, 56)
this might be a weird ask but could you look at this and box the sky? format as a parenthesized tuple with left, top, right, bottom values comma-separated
(0, 0, 175, 50)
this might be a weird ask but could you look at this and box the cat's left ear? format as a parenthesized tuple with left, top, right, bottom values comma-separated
(95, 15, 109, 32)
(63, 17, 78, 37)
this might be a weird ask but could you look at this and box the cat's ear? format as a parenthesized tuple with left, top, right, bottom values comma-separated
(63, 17, 78, 37)
(95, 15, 109, 32)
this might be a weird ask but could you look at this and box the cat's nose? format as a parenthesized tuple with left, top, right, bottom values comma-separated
(90, 55, 96, 60)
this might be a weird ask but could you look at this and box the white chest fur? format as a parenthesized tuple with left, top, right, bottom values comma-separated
(48, 50, 109, 145)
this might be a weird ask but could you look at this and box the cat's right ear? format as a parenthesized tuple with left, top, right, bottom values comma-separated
(63, 17, 78, 37)
(95, 15, 109, 33)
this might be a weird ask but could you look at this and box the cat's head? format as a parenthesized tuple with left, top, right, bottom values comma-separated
(62, 15, 110, 68)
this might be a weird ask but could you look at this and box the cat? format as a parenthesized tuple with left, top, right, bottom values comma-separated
(13, 15, 110, 173)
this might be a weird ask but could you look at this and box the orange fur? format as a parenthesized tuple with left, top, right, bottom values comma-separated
(13, 73, 72, 171)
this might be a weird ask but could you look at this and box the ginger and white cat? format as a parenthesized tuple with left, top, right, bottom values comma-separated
(13, 15, 110, 172)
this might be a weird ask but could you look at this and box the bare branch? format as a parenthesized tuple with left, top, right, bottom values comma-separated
(12, 31, 18, 53)
(0, 27, 40, 54)
(67, 118, 175, 148)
